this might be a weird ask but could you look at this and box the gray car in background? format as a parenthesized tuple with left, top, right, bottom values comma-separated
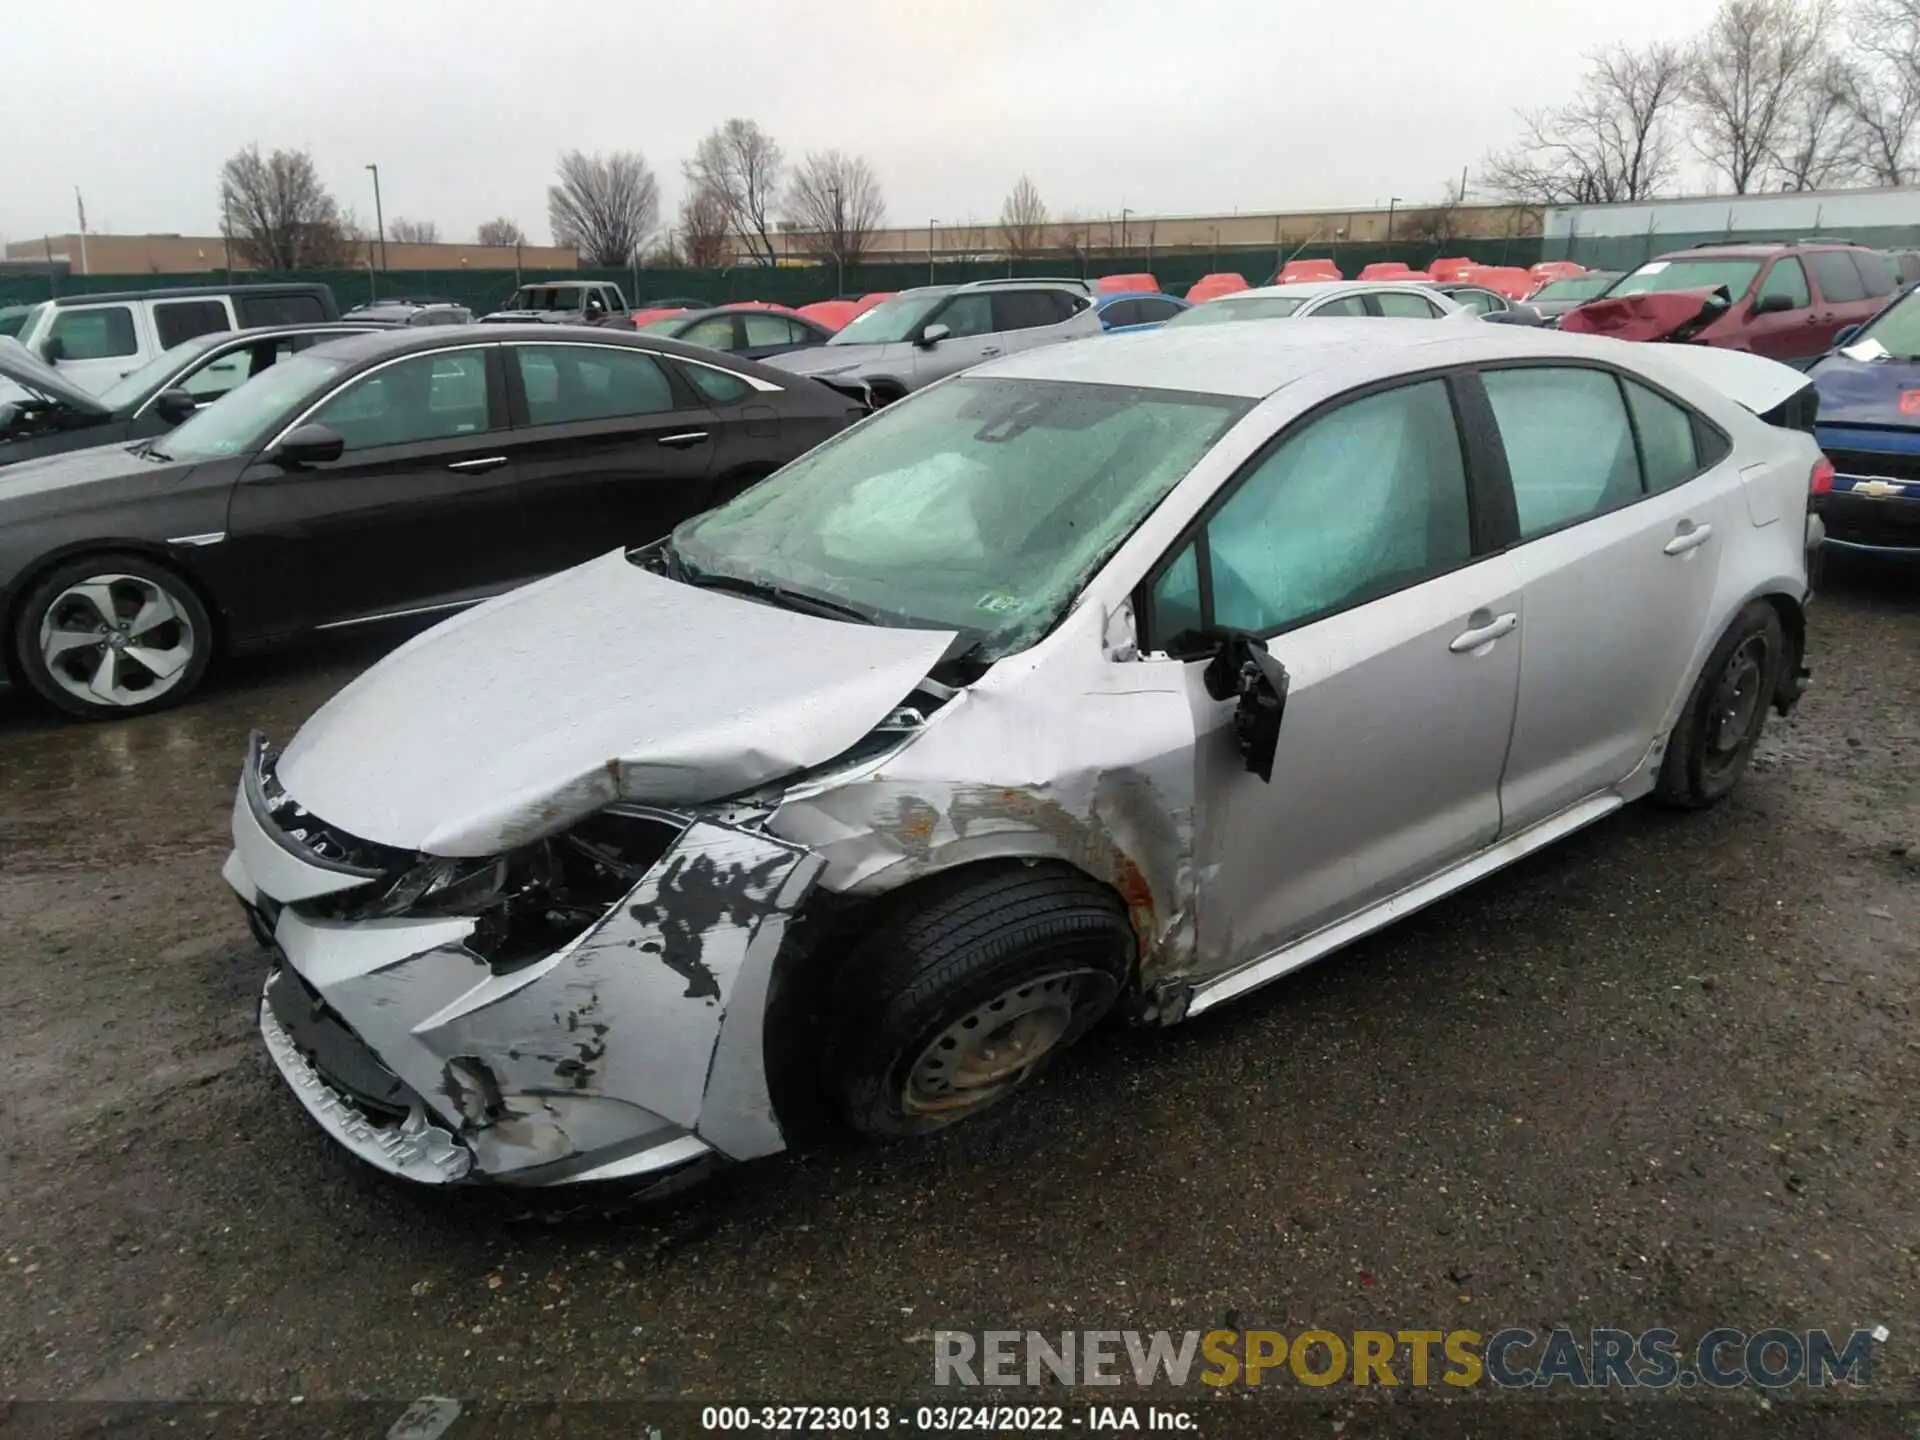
(764, 278, 1105, 403)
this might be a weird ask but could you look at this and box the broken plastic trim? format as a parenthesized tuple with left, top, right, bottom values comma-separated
(1201, 631, 1292, 784)
(247, 730, 405, 877)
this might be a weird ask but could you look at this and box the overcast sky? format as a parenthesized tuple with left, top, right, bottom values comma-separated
(3, 0, 1729, 246)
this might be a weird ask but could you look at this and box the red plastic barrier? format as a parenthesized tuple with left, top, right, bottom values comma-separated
(1358, 262, 1414, 280)
(1461, 266, 1536, 300)
(1097, 272, 1161, 294)
(1185, 272, 1251, 303)
(796, 300, 857, 332)
(1429, 256, 1477, 281)
(1277, 259, 1343, 283)
(852, 292, 895, 316)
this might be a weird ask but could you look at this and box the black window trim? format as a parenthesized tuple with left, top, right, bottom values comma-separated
(1133, 364, 1495, 658)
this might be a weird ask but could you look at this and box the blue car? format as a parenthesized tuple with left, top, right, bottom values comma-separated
(1094, 291, 1190, 334)
(1809, 284, 1920, 559)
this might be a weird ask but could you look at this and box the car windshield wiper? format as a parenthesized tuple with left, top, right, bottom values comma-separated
(681, 568, 876, 626)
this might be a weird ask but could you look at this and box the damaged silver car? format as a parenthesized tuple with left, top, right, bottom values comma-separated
(227, 320, 1824, 1192)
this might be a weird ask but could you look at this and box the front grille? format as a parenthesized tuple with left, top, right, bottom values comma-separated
(265, 966, 415, 1125)
(1823, 447, 1920, 484)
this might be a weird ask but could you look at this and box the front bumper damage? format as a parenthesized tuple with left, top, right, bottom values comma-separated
(225, 735, 824, 1188)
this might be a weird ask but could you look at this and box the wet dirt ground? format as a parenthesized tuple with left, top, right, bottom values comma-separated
(1, 565, 1916, 1437)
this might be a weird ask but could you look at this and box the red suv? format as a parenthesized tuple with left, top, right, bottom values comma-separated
(1561, 241, 1901, 365)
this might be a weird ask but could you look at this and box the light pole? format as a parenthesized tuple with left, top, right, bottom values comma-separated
(1121, 206, 1134, 255)
(1209, 225, 1218, 270)
(364, 164, 388, 286)
(1386, 196, 1402, 244)
(828, 180, 845, 296)
(928, 218, 938, 283)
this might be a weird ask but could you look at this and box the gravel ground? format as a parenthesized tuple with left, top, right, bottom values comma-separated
(0, 563, 1915, 1438)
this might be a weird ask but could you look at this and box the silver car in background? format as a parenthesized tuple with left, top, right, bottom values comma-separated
(764, 278, 1105, 404)
(1165, 279, 1477, 325)
(226, 320, 1823, 1194)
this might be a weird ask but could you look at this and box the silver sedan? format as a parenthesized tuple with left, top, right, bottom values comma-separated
(226, 320, 1825, 1193)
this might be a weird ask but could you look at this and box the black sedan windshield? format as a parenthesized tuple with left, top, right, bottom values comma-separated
(156, 354, 345, 460)
(671, 376, 1249, 658)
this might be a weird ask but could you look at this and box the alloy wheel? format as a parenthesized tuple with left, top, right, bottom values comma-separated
(37, 574, 197, 709)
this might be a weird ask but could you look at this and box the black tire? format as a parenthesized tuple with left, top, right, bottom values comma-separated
(11, 553, 214, 720)
(830, 863, 1134, 1140)
(1654, 600, 1784, 810)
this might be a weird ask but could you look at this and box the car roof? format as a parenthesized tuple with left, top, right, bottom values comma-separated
(295, 322, 798, 376)
(1226, 280, 1435, 299)
(1096, 290, 1182, 305)
(42, 282, 330, 307)
(979, 318, 1669, 400)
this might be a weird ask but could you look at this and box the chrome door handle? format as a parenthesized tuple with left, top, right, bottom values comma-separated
(981, 346, 1003, 356)
(657, 431, 710, 448)
(1664, 522, 1714, 555)
(1449, 610, 1518, 653)
(446, 455, 508, 473)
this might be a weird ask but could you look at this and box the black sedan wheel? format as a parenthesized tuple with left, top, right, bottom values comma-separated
(13, 555, 212, 719)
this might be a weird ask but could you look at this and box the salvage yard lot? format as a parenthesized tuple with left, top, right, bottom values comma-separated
(0, 565, 1916, 1412)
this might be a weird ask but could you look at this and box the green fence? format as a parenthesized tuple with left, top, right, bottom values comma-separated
(0, 237, 1549, 315)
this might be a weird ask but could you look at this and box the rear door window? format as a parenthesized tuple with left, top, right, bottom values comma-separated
(1808, 251, 1868, 304)
(743, 313, 802, 347)
(1482, 366, 1643, 538)
(1102, 300, 1142, 329)
(1375, 292, 1442, 318)
(681, 316, 738, 350)
(1311, 296, 1370, 317)
(991, 291, 1064, 332)
(50, 306, 138, 359)
(675, 362, 753, 403)
(236, 292, 326, 326)
(1134, 297, 1183, 324)
(515, 344, 677, 425)
(153, 299, 232, 349)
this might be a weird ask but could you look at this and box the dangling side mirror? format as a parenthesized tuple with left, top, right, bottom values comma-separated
(1202, 631, 1291, 783)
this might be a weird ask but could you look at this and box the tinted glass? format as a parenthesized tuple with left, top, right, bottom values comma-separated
(50, 306, 137, 360)
(674, 377, 1249, 659)
(158, 353, 345, 460)
(936, 294, 995, 338)
(1135, 298, 1182, 323)
(311, 350, 491, 451)
(1758, 258, 1810, 309)
(1101, 300, 1141, 329)
(177, 344, 258, 401)
(236, 293, 325, 326)
(1809, 251, 1867, 303)
(743, 313, 800, 346)
(681, 316, 738, 350)
(1856, 250, 1898, 297)
(1484, 367, 1641, 538)
(153, 299, 231, 349)
(1164, 296, 1306, 326)
(993, 292, 1066, 332)
(1624, 380, 1700, 492)
(677, 362, 753, 403)
(1375, 292, 1441, 318)
(1158, 379, 1472, 636)
(516, 344, 674, 425)
(828, 292, 948, 345)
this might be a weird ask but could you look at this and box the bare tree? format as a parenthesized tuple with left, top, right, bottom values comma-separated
(1000, 175, 1050, 257)
(684, 119, 785, 266)
(1481, 42, 1689, 203)
(1842, 0, 1920, 183)
(1686, 0, 1837, 193)
(476, 217, 527, 247)
(1774, 54, 1864, 187)
(783, 150, 887, 263)
(546, 150, 660, 267)
(217, 145, 353, 270)
(677, 187, 733, 267)
(387, 217, 439, 244)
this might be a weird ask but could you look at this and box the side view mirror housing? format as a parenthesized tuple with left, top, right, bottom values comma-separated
(1753, 292, 1795, 316)
(917, 322, 951, 348)
(1833, 323, 1861, 348)
(152, 388, 200, 424)
(273, 423, 345, 467)
(1201, 631, 1292, 783)
(40, 335, 65, 364)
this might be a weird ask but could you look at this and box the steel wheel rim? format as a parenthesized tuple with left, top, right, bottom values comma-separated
(1707, 634, 1768, 758)
(38, 574, 196, 708)
(903, 970, 1097, 1117)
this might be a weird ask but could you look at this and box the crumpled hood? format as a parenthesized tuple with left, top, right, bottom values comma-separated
(763, 342, 896, 377)
(1558, 288, 1729, 343)
(276, 550, 957, 856)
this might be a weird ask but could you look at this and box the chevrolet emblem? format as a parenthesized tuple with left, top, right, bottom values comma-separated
(1852, 479, 1907, 499)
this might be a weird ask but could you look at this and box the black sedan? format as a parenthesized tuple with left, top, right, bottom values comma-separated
(0, 324, 377, 467)
(634, 306, 835, 360)
(0, 326, 864, 719)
